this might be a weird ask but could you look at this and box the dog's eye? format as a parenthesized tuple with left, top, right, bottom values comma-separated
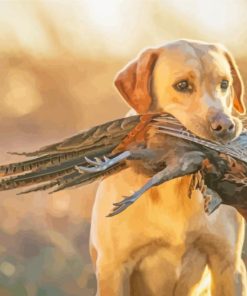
(220, 79, 229, 90)
(174, 80, 193, 92)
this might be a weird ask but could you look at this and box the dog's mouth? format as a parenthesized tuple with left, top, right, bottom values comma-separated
(159, 108, 243, 144)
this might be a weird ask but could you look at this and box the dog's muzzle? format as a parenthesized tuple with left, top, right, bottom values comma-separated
(208, 110, 236, 143)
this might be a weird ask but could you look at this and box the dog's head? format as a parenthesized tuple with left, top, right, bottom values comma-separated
(115, 40, 245, 143)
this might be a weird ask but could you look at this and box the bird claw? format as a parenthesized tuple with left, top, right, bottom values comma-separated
(106, 203, 130, 217)
(85, 156, 103, 165)
(112, 195, 134, 207)
(76, 155, 113, 173)
(77, 151, 131, 174)
(108, 193, 139, 217)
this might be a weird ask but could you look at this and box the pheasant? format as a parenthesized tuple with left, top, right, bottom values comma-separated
(0, 113, 247, 219)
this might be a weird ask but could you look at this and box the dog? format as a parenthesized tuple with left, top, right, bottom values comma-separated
(90, 40, 247, 296)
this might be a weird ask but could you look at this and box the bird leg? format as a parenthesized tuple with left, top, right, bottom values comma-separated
(75, 151, 131, 173)
(107, 151, 205, 217)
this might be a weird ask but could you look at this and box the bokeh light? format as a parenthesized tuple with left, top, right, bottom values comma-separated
(0, 0, 246, 295)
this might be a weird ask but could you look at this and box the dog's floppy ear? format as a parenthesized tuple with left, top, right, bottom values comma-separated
(224, 50, 246, 114)
(114, 48, 160, 113)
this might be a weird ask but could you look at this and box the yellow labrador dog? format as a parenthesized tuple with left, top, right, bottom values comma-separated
(90, 40, 247, 296)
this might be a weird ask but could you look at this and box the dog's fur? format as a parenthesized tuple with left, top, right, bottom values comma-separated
(90, 40, 247, 295)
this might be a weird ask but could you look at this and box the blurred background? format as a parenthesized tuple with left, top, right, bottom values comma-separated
(0, 0, 246, 295)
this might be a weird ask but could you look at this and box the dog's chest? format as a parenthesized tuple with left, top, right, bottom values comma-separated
(130, 242, 207, 296)
(127, 179, 211, 295)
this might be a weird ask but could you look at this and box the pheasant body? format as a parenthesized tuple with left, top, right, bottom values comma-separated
(1, 113, 247, 219)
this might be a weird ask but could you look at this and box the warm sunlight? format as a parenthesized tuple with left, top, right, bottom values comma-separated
(83, 0, 123, 35)
(0, 0, 246, 56)
(166, 0, 245, 49)
(0, 1, 246, 295)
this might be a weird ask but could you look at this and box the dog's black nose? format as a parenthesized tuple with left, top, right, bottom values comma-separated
(210, 113, 235, 141)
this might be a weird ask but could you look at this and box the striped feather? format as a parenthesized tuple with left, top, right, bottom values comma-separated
(0, 115, 151, 192)
(0, 116, 141, 177)
(0, 145, 118, 191)
(11, 116, 140, 157)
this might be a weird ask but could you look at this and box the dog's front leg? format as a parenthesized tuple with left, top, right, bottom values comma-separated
(96, 260, 130, 296)
(207, 213, 247, 296)
(209, 256, 247, 296)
